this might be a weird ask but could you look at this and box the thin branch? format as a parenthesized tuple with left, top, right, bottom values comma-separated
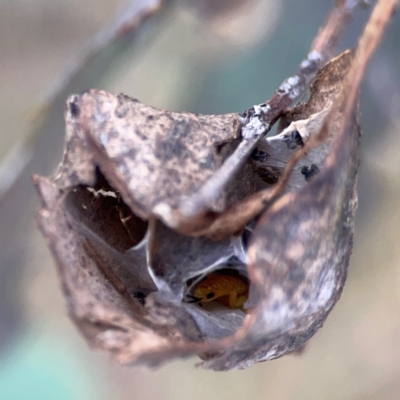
(197, 0, 397, 239)
(0, 0, 164, 201)
(203, 0, 399, 361)
(179, 0, 369, 223)
(42, 0, 163, 107)
(272, 0, 398, 202)
(263, 0, 369, 128)
(0, 0, 165, 341)
(311, 0, 371, 56)
(336, 0, 398, 138)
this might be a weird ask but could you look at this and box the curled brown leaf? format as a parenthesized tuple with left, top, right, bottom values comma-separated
(34, 0, 397, 370)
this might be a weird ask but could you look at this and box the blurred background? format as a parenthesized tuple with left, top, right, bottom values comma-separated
(0, 0, 400, 399)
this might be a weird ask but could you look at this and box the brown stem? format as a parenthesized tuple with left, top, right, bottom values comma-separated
(199, 0, 398, 239)
(179, 0, 368, 229)
(276, 0, 398, 200)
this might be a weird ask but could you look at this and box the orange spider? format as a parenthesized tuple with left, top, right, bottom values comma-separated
(187, 272, 249, 309)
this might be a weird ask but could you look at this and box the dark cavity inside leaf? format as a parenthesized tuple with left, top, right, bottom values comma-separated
(65, 169, 148, 252)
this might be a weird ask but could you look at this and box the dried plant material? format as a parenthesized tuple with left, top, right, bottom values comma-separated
(0, 0, 165, 355)
(56, 91, 258, 232)
(171, 0, 370, 233)
(33, 51, 354, 368)
(34, 0, 397, 370)
(189, 50, 355, 240)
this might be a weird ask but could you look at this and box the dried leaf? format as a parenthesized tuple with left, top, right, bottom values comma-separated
(33, 48, 355, 369)
(34, 0, 396, 371)
(57, 91, 257, 232)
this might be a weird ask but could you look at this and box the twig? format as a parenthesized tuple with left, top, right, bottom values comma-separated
(262, 0, 370, 128)
(0, 0, 164, 348)
(335, 0, 398, 141)
(272, 0, 398, 202)
(179, 0, 369, 221)
(0, 0, 164, 267)
(199, 0, 397, 239)
(311, 0, 371, 56)
(204, 0, 399, 361)
(42, 0, 163, 108)
(0, 0, 164, 201)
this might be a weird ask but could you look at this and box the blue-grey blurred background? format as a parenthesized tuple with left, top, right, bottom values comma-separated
(0, 1, 399, 399)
